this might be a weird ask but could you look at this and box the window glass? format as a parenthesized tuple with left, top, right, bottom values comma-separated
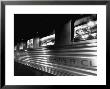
(74, 20, 97, 42)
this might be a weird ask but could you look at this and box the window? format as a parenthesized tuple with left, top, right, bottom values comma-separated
(74, 19, 97, 42)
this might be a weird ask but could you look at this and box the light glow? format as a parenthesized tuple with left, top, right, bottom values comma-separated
(40, 34, 55, 42)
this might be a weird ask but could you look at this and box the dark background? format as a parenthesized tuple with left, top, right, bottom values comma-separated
(14, 62, 54, 76)
(14, 14, 91, 45)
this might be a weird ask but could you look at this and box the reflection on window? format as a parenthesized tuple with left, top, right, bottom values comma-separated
(41, 40, 55, 47)
(74, 20, 97, 42)
(40, 34, 55, 47)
